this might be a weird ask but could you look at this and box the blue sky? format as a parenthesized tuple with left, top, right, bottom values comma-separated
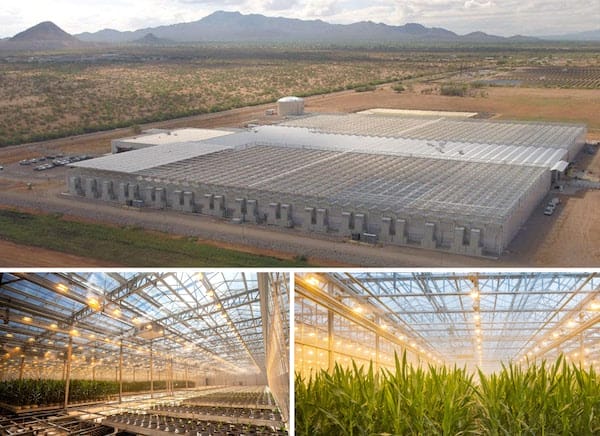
(0, 0, 598, 38)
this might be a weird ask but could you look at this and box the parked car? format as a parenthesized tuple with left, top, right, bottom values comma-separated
(34, 163, 54, 171)
(544, 205, 555, 216)
(52, 158, 70, 166)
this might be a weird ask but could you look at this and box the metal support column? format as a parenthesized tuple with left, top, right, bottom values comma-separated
(19, 355, 25, 380)
(258, 273, 270, 378)
(64, 336, 72, 409)
(327, 310, 334, 372)
(375, 334, 380, 373)
(169, 357, 173, 395)
(150, 341, 154, 399)
(119, 341, 123, 404)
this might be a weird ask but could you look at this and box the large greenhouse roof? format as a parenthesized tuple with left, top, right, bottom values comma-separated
(298, 272, 600, 372)
(134, 145, 545, 223)
(281, 113, 585, 149)
(73, 112, 585, 175)
(0, 272, 269, 375)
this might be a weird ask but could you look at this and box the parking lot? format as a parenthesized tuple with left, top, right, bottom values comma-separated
(1, 153, 94, 185)
(18, 153, 93, 171)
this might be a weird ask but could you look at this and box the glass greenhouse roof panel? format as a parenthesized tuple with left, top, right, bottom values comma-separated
(282, 113, 585, 149)
(297, 272, 600, 371)
(0, 272, 274, 376)
(135, 144, 546, 223)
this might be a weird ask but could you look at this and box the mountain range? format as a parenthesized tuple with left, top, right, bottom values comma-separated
(76, 11, 537, 44)
(1, 11, 599, 52)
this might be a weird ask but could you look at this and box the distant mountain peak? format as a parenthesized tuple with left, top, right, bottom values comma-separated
(212, 10, 241, 16)
(12, 21, 73, 41)
(134, 33, 172, 45)
(202, 10, 243, 22)
(2, 21, 87, 51)
(403, 22, 426, 31)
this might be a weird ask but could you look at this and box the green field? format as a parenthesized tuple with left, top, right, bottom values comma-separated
(0, 209, 308, 266)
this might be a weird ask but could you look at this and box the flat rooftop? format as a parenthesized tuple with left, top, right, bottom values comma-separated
(116, 128, 234, 146)
(76, 142, 233, 172)
(357, 108, 478, 118)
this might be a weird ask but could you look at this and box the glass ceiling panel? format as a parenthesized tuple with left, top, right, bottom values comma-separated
(0, 272, 267, 376)
(303, 272, 600, 372)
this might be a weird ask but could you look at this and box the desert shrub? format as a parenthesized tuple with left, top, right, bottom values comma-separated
(354, 85, 376, 92)
(391, 83, 405, 92)
(440, 82, 468, 97)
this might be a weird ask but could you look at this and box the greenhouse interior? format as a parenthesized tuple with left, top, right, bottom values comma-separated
(0, 272, 289, 436)
(295, 272, 600, 435)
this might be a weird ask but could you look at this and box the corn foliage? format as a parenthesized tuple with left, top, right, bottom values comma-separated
(0, 379, 195, 406)
(295, 353, 600, 436)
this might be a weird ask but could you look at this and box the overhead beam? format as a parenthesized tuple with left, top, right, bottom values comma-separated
(296, 275, 435, 364)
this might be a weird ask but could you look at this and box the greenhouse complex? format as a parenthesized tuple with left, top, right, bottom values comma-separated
(0, 272, 289, 436)
(66, 111, 586, 258)
(295, 272, 600, 435)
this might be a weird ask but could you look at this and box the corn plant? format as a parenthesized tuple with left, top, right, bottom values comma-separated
(295, 353, 600, 435)
(476, 355, 600, 435)
(296, 362, 383, 436)
(0, 379, 195, 406)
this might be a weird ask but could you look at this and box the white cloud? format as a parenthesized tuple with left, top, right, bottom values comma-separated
(464, 0, 494, 9)
(260, 0, 299, 11)
(303, 0, 341, 17)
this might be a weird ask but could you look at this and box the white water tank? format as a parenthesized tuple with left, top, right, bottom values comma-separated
(277, 96, 304, 116)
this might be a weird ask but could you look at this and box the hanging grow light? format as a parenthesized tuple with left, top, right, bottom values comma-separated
(136, 322, 165, 340)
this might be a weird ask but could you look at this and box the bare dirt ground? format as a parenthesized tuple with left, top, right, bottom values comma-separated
(1, 85, 599, 267)
(505, 189, 600, 266)
(533, 191, 600, 265)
